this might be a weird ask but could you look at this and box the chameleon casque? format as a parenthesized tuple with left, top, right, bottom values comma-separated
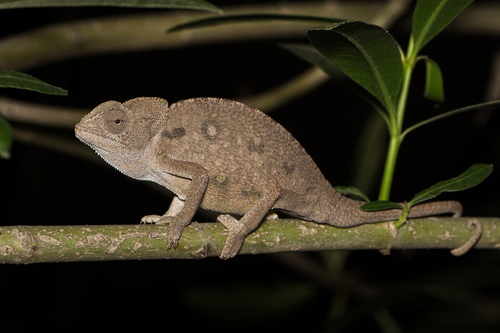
(75, 97, 462, 259)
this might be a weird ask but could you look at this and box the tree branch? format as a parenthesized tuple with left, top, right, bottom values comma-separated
(0, 217, 496, 264)
(0, 96, 86, 128)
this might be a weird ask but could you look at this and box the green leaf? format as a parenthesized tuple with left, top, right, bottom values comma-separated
(335, 186, 370, 202)
(307, 21, 403, 114)
(423, 57, 444, 102)
(169, 13, 344, 32)
(0, 69, 67, 95)
(0, 113, 12, 159)
(408, 164, 493, 206)
(280, 43, 386, 116)
(360, 201, 403, 212)
(0, 0, 221, 12)
(411, 0, 473, 54)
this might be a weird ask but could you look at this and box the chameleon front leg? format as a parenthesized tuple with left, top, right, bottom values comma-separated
(147, 157, 209, 249)
(217, 187, 282, 259)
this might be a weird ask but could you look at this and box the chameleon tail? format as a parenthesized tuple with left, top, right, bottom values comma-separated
(311, 185, 462, 228)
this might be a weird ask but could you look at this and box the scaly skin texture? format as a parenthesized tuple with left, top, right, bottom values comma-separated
(75, 97, 462, 259)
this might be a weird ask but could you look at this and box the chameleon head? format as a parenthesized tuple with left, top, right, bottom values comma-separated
(75, 97, 169, 178)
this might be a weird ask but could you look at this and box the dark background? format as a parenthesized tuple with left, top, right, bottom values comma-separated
(1, 1, 499, 331)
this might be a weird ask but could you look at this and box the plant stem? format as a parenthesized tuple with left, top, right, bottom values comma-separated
(378, 132, 401, 200)
(378, 51, 417, 201)
(396, 59, 416, 130)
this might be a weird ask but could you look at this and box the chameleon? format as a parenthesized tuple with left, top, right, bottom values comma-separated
(75, 97, 463, 259)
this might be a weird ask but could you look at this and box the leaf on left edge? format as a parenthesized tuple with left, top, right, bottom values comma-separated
(0, 69, 67, 95)
(0, 113, 12, 159)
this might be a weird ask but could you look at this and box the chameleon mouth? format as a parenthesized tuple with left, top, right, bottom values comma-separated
(74, 125, 94, 145)
(75, 124, 126, 157)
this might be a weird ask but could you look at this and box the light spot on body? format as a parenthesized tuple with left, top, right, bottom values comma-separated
(201, 120, 219, 140)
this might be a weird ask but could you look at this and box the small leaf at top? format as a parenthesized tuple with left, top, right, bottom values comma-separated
(360, 201, 403, 212)
(0, 0, 221, 12)
(408, 164, 493, 206)
(411, 0, 473, 55)
(0, 69, 67, 95)
(424, 57, 444, 103)
(169, 13, 344, 32)
(307, 21, 403, 114)
(0, 113, 12, 159)
(335, 186, 370, 202)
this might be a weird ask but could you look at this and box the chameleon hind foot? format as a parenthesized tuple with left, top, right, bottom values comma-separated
(217, 214, 249, 260)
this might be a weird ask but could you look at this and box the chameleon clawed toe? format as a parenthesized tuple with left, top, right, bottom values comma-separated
(140, 214, 162, 224)
(217, 214, 248, 259)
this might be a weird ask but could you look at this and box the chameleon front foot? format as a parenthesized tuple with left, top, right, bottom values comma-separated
(217, 214, 248, 260)
(141, 214, 187, 249)
(141, 214, 162, 224)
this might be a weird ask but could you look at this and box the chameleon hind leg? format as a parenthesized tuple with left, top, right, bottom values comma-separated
(217, 188, 282, 259)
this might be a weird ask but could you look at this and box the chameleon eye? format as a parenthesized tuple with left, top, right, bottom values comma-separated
(105, 109, 128, 134)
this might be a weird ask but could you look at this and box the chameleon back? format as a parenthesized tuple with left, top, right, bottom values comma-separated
(155, 97, 330, 215)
